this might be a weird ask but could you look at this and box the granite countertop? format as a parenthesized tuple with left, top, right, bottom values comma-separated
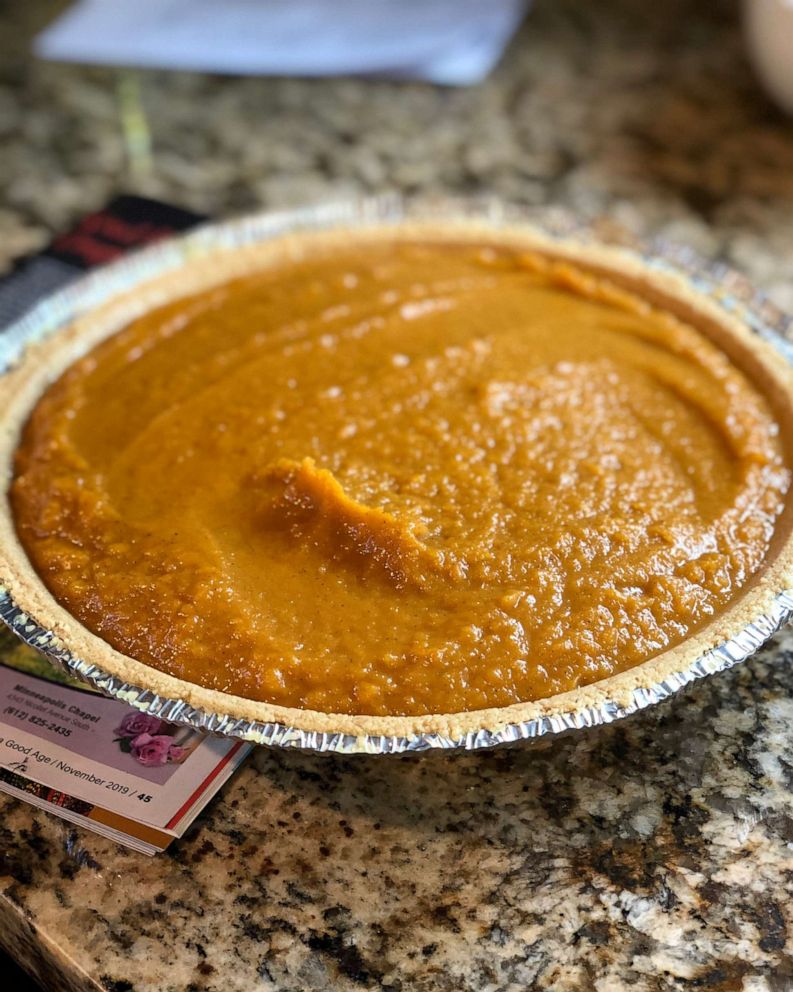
(2, 1, 793, 990)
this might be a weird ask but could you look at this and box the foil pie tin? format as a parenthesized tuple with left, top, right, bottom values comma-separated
(1, 195, 792, 755)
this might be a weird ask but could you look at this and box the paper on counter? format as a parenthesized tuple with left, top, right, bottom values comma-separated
(0, 654, 251, 854)
(35, 0, 530, 86)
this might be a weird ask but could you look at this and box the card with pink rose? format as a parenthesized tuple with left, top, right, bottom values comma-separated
(0, 648, 204, 787)
(0, 651, 251, 853)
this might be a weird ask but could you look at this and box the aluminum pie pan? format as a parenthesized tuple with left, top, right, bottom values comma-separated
(1, 195, 793, 755)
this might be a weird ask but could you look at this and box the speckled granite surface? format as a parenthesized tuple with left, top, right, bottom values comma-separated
(2, 636, 793, 992)
(2, 0, 793, 990)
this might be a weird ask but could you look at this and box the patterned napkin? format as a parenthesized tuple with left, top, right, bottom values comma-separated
(0, 195, 205, 331)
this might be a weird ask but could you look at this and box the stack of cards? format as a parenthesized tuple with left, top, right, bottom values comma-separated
(0, 635, 251, 854)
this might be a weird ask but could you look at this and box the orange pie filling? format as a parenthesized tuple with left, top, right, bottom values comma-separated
(10, 240, 791, 716)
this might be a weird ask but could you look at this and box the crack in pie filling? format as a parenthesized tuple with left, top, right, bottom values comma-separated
(9, 238, 792, 717)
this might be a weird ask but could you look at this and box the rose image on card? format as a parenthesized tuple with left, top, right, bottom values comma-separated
(130, 733, 182, 767)
(113, 714, 195, 767)
(114, 712, 164, 739)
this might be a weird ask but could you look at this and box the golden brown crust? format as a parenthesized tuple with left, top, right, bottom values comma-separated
(2, 217, 793, 742)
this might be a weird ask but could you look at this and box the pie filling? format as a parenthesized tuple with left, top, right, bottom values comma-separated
(10, 240, 791, 716)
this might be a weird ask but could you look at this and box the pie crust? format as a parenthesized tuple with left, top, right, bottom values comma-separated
(2, 216, 793, 743)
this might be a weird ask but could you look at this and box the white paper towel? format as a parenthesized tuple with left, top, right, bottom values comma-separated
(36, 0, 530, 86)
